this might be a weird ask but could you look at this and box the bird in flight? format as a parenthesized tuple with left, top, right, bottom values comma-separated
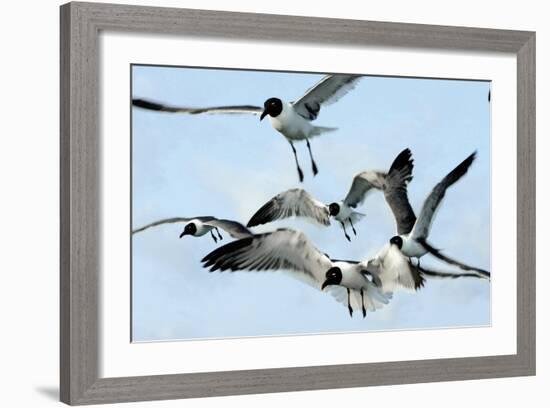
(201, 228, 486, 317)
(132, 216, 251, 243)
(358, 240, 489, 295)
(246, 148, 414, 241)
(385, 151, 490, 278)
(201, 228, 391, 318)
(132, 74, 362, 182)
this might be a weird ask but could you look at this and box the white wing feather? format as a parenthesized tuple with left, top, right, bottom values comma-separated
(292, 75, 362, 120)
(247, 189, 330, 227)
(364, 244, 422, 293)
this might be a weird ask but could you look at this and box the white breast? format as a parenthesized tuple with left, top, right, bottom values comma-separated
(192, 220, 214, 237)
(269, 103, 312, 140)
(334, 202, 353, 222)
(336, 262, 368, 290)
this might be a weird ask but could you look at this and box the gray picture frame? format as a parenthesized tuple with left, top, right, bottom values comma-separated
(60, 2, 536, 405)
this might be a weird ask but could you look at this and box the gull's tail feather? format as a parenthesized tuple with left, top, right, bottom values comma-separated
(350, 211, 366, 224)
(310, 126, 338, 137)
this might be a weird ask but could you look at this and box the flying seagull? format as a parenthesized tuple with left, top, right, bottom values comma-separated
(387, 151, 490, 278)
(356, 240, 490, 295)
(132, 216, 252, 243)
(201, 229, 391, 318)
(132, 74, 362, 182)
(246, 148, 415, 241)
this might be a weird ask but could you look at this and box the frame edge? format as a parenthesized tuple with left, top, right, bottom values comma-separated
(516, 32, 536, 376)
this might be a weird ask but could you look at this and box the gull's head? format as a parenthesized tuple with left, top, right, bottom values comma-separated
(179, 223, 197, 238)
(321, 267, 343, 290)
(328, 202, 340, 216)
(260, 97, 283, 121)
(389, 235, 403, 249)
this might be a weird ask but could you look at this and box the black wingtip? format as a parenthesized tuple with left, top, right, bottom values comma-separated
(246, 200, 275, 228)
(416, 273, 426, 290)
(388, 148, 414, 175)
(200, 236, 255, 271)
(445, 151, 477, 185)
(132, 98, 165, 111)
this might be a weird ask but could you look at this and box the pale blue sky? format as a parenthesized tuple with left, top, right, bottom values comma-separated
(131, 65, 491, 342)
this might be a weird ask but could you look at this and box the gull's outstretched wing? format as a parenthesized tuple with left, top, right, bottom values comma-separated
(201, 229, 332, 283)
(132, 98, 263, 115)
(292, 74, 362, 120)
(132, 216, 214, 234)
(343, 171, 386, 208)
(418, 264, 490, 280)
(204, 219, 253, 239)
(417, 239, 490, 279)
(383, 148, 417, 235)
(411, 151, 477, 240)
(247, 189, 330, 227)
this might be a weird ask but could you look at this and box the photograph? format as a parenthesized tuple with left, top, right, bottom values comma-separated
(131, 65, 492, 342)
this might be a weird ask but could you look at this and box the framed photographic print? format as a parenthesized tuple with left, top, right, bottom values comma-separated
(60, 1, 536, 405)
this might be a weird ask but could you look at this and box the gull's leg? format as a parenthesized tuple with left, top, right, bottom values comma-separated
(288, 140, 304, 182)
(210, 230, 218, 243)
(349, 217, 357, 236)
(305, 138, 319, 176)
(215, 227, 223, 240)
(340, 221, 351, 242)
(360, 288, 366, 318)
(347, 288, 353, 317)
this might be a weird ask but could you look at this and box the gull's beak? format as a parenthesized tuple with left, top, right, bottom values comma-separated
(321, 278, 338, 291)
(179, 230, 188, 239)
(260, 110, 268, 121)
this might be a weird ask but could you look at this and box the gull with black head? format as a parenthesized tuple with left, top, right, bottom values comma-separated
(132, 216, 252, 243)
(384, 151, 490, 278)
(246, 148, 415, 241)
(201, 229, 391, 318)
(356, 240, 490, 295)
(133, 74, 362, 182)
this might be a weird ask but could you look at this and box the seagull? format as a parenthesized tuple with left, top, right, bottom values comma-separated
(246, 148, 415, 241)
(387, 151, 490, 278)
(132, 74, 362, 182)
(201, 229, 391, 318)
(356, 240, 490, 295)
(132, 216, 252, 243)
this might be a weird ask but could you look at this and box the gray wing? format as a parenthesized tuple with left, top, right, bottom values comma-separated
(132, 216, 214, 234)
(201, 229, 332, 284)
(291, 74, 362, 120)
(204, 219, 253, 239)
(411, 151, 476, 240)
(383, 148, 417, 235)
(343, 171, 386, 208)
(247, 189, 330, 227)
(132, 98, 263, 115)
